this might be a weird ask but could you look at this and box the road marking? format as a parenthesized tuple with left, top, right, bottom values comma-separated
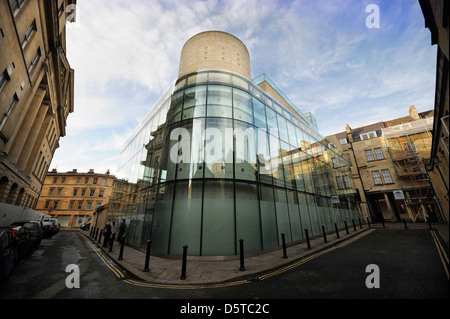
(257, 228, 376, 281)
(122, 278, 250, 290)
(431, 230, 449, 279)
(86, 241, 124, 279)
(32, 250, 45, 256)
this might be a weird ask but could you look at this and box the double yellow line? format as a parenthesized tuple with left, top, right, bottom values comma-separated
(122, 278, 251, 290)
(431, 230, 449, 279)
(87, 240, 125, 279)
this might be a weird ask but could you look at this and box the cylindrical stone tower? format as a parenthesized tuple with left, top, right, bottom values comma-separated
(178, 30, 251, 79)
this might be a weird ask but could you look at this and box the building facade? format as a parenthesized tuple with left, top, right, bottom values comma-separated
(0, 0, 75, 209)
(36, 169, 115, 228)
(106, 31, 362, 257)
(419, 0, 449, 223)
(330, 106, 445, 224)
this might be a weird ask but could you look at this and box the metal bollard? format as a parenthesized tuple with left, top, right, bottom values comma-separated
(94, 228, 98, 241)
(321, 226, 327, 243)
(143, 240, 152, 272)
(305, 229, 311, 250)
(344, 221, 349, 234)
(118, 235, 125, 260)
(352, 219, 356, 231)
(239, 239, 246, 271)
(98, 229, 102, 244)
(426, 217, 432, 230)
(90, 227, 93, 237)
(334, 223, 340, 238)
(367, 217, 371, 228)
(403, 218, 408, 229)
(381, 218, 385, 228)
(180, 245, 188, 280)
(359, 218, 363, 229)
(281, 233, 288, 258)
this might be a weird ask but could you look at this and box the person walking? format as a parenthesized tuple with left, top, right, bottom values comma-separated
(108, 219, 116, 252)
(117, 219, 126, 245)
(102, 222, 111, 247)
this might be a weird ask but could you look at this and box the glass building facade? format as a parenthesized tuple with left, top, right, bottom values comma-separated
(109, 68, 362, 257)
(107, 31, 361, 257)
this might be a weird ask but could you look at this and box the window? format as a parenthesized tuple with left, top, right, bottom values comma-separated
(360, 131, 377, 140)
(331, 158, 338, 168)
(44, 201, 50, 209)
(81, 189, 86, 196)
(86, 202, 92, 210)
(339, 138, 348, 145)
(374, 148, 384, 160)
(99, 190, 104, 197)
(372, 171, 383, 185)
(76, 177, 81, 184)
(21, 20, 36, 48)
(53, 201, 58, 209)
(89, 189, 95, 197)
(381, 169, 393, 184)
(69, 201, 74, 209)
(28, 47, 41, 71)
(343, 175, 351, 188)
(404, 142, 418, 155)
(53, 177, 58, 183)
(93, 178, 98, 184)
(1, 69, 10, 91)
(0, 94, 19, 131)
(77, 201, 83, 210)
(11, 0, 26, 14)
(72, 188, 78, 196)
(339, 156, 346, 167)
(336, 176, 343, 189)
(346, 153, 352, 166)
(48, 188, 54, 196)
(365, 150, 375, 161)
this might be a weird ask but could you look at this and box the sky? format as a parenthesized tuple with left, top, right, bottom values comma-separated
(50, 0, 437, 175)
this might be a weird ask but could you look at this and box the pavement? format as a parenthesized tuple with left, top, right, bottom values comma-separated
(79, 221, 448, 286)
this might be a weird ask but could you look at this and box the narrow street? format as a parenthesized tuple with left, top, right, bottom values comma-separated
(0, 228, 448, 303)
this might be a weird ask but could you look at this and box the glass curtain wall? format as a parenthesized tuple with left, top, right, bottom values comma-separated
(150, 70, 362, 256)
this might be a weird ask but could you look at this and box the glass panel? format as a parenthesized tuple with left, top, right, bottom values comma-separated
(208, 71, 231, 84)
(152, 183, 174, 255)
(265, 106, 278, 138)
(287, 121, 298, 148)
(274, 188, 291, 243)
(233, 88, 253, 124)
(277, 114, 289, 143)
(207, 85, 232, 118)
(167, 91, 183, 124)
(202, 180, 235, 256)
(259, 185, 278, 250)
(175, 119, 205, 180)
(236, 183, 262, 253)
(281, 142, 295, 189)
(270, 136, 285, 188)
(169, 181, 203, 255)
(204, 118, 233, 179)
(257, 129, 273, 185)
(234, 121, 257, 181)
(187, 72, 208, 85)
(306, 194, 319, 236)
(298, 192, 311, 231)
(287, 190, 302, 241)
(182, 86, 206, 120)
(253, 97, 267, 130)
(232, 75, 249, 90)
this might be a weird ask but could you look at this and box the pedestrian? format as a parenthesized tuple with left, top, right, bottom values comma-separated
(108, 219, 116, 252)
(102, 222, 111, 247)
(118, 219, 126, 245)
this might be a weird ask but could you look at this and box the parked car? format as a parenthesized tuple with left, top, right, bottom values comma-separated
(42, 218, 59, 237)
(80, 222, 91, 231)
(0, 228, 18, 281)
(10, 221, 43, 247)
(7, 226, 35, 260)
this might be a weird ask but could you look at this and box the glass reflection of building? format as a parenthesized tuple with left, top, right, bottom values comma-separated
(108, 31, 362, 257)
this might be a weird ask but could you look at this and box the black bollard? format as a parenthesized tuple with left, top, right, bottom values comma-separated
(98, 229, 102, 244)
(403, 218, 408, 229)
(239, 239, 246, 271)
(334, 223, 340, 238)
(352, 219, 357, 231)
(366, 217, 371, 228)
(381, 217, 385, 228)
(94, 228, 98, 241)
(90, 227, 93, 237)
(359, 218, 363, 229)
(180, 245, 188, 280)
(118, 235, 125, 260)
(344, 221, 349, 234)
(321, 226, 327, 243)
(305, 229, 311, 250)
(281, 233, 288, 258)
(143, 240, 152, 272)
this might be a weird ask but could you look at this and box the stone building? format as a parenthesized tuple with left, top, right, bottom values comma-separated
(0, 0, 75, 209)
(419, 0, 449, 223)
(330, 106, 445, 223)
(35, 169, 115, 228)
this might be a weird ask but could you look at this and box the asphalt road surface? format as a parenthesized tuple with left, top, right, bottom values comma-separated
(0, 228, 447, 303)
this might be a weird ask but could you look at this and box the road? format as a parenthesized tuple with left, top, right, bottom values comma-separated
(0, 228, 448, 303)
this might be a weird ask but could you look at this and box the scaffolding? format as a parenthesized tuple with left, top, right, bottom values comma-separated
(382, 117, 434, 222)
